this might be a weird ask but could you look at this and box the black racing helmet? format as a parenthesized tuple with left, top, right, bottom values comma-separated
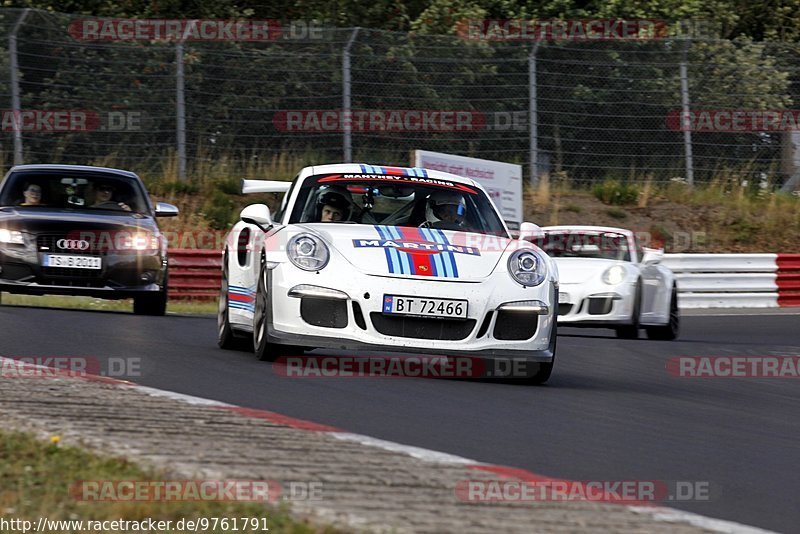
(316, 185, 352, 220)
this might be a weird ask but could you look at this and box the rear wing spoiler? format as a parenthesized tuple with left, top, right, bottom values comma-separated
(241, 179, 292, 194)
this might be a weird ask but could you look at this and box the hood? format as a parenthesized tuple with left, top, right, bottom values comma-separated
(551, 257, 625, 285)
(0, 207, 157, 234)
(299, 223, 511, 281)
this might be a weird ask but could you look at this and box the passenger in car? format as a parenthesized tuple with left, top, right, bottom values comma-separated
(92, 183, 131, 212)
(19, 183, 44, 206)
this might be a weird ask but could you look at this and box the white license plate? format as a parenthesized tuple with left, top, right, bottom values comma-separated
(383, 295, 468, 319)
(559, 292, 570, 303)
(42, 254, 102, 270)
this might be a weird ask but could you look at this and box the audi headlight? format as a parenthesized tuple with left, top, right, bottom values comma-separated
(288, 233, 329, 271)
(118, 232, 159, 251)
(507, 249, 546, 287)
(0, 229, 24, 245)
(602, 265, 626, 285)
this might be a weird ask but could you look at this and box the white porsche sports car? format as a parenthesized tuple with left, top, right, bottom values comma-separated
(217, 164, 559, 383)
(537, 226, 679, 340)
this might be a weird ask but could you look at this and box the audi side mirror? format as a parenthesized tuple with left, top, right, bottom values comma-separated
(155, 202, 179, 217)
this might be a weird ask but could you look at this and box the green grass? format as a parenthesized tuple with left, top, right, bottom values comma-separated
(592, 179, 640, 205)
(605, 207, 628, 220)
(0, 294, 217, 315)
(0, 429, 333, 534)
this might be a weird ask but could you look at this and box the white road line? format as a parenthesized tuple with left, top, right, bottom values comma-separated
(329, 432, 479, 465)
(123, 384, 235, 407)
(629, 506, 777, 534)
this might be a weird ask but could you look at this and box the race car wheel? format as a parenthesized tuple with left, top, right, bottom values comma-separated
(615, 280, 641, 339)
(526, 320, 557, 385)
(253, 257, 290, 362)
(528, 362, 553, 384)
(646, 284, 680, 341)
(218, 254, 250, 351)
(133, 273, 168, 316)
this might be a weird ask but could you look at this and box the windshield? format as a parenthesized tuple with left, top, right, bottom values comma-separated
(289, 173, 508, 237)
(0, 171, 149, 215)
(535, 231, 631, 261)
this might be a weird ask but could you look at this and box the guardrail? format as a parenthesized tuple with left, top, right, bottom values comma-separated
(662, 253, 800, 308)
(166, 249, 800, 308)
(168, 249, 221, 300)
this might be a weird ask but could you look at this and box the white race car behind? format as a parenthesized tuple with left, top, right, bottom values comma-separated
(217, 164, 559, 383)
(537, 225, 679, 340)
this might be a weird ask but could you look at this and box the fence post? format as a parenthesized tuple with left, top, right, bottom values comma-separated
(679, 40, 694, 186)
(342, 27, 360, 163)
(175, 41, 187, 180)
(9, 8, 31, 166)
(528, 43, 540, 188)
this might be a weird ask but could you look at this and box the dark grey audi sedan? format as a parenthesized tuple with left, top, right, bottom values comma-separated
(0, 165, 178, 315)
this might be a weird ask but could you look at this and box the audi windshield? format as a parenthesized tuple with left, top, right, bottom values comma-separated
(0, 171, 149, 215)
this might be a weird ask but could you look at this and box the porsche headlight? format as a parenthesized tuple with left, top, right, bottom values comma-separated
(0, 229, 24, 245)
(287, 233, 329, 271)
(507, 249, 546, 287)
(602, 265, 626, 285)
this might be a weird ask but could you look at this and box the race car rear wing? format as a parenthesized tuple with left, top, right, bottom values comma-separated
(241, 179, 292, 194)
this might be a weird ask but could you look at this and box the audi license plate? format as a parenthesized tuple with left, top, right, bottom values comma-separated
(42, 254, 101, 270)
(383, 295, 468, 319)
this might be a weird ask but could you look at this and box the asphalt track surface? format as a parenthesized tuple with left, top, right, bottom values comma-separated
(2, 305, 798, 533)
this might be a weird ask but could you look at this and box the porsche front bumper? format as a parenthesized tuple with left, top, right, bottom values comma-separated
(250, 263, 557, 363)
(556, 281, 636, 326)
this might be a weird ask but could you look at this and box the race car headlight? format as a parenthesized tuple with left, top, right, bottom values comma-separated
(602, 265, 626, 285)
(0, 229, 24, 245)
(288, 233, 329, 271)
(507, 249, 546, 287)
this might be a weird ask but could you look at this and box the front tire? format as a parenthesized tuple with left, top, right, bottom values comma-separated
(526, 321, 557, 385)
(253, 258, 285, 362)
(646, 285, 680, 340)
(218, 254, 250, 351)
(615, 280, 641, 339)
(133, 279, 168, 316)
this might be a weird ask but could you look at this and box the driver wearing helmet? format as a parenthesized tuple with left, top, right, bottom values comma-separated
(317, 187, 352, 222)
(423, 190, 466, 229)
